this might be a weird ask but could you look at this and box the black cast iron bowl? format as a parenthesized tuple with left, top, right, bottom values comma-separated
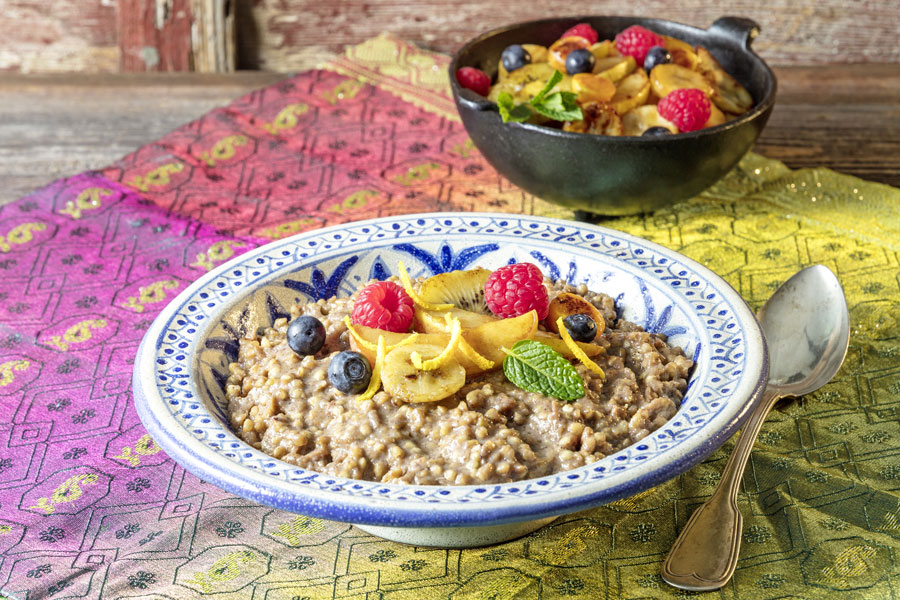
(449, 16, 777, 215)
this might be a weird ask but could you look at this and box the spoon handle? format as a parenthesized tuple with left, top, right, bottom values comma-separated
(661, 387, 782, 590)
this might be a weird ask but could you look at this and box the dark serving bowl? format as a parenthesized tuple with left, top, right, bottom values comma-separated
(449, 16, 777, 215)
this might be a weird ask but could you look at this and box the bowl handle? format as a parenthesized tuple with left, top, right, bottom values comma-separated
(708, 17, 761, 49)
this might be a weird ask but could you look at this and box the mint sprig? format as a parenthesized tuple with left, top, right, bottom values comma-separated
(530, 70, 563, 105)
(502, 340, 584, 402)
(531, 91, 582, 121)
(497, 70, 583, 124)
(497, 91, 531, 123)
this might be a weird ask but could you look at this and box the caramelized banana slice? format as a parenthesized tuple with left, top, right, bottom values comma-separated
(499, 44, 550, 82)
(572, 73, 616, 103)
(695, 46, 753, 115)
(381, 343, 465, 403)
(589, 40, 616, 60)
(564, 102, 624, 136)
(704, 103, 727, 128)
(661, 35, 699, 69)
(650, 63, 713, 99)
(548, 36, 591, 72)
(622, 104, 678, 135)
(661, 35, 693, 55)
(594, 55, 636, 82)
(611, 69, 651, 115)
(522, 44, 549, 64)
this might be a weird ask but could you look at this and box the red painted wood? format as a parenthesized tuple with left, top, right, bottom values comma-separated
(117, 0, 194, 72)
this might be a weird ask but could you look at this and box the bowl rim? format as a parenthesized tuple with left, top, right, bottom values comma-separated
(134, 212, 768, 528)
(448, 14, 778, 141)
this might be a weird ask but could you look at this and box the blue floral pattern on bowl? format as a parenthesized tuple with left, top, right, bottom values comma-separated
(134, 213, 767, 529)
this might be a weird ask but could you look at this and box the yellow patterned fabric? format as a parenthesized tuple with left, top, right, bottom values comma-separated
(317, 35, 900, 599)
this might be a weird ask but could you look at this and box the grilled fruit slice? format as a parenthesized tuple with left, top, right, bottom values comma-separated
(545, 292, 606, 338)
(414, 267, 496, 332)
(352, 311, 533, 377)
(415, 307, 497, 333)
(649, 63, 713, 99)
(531, 330, 603, 358)
(695, 46, 753, 115)
(464, 309, 538, 365)
(349, 323, 491, 377)
(622, 104, 678, 135)
(594, 55, 636, 82)
(418, 268, 492, 313)
(705, 102, 727, 128)
(499, 43, 550, 81)
(589, 40, 616, 60)
(381, 343, 466, 403)
(548, 36, 591, 72)
(661, 35, 693, 55)
(564, 102, 624, 136)
(523, 43, 549, 64)
(572, 73, 616, 103)
(611, 69, 651, 115)
(661, 35, 699, 70)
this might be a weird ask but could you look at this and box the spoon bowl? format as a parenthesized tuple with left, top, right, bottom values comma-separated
(662, 265, 850, 590)
(758, 264, 851, 394)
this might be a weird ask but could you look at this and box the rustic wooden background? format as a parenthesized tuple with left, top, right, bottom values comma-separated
(1, 0, 898, 73)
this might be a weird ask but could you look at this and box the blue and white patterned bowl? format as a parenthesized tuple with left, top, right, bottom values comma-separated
(134, 213, 768, 547)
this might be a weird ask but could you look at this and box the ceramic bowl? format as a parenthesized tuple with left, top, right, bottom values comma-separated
(449, 16, 777, 215)
(133, 213, 768, 548)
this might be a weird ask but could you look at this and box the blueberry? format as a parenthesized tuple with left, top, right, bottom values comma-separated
(501, 44, 531, 73)
(643, 46, 671, 72)
(563, 313, 597, 343)
(286, 315, 325, 355)
(328, 351, 371, 394)
(565, 49, 595, 75)
(642, 126, 672, 137)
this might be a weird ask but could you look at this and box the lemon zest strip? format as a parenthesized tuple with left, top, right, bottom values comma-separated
(411, 316, 461, 371)
(443, 312, 494, 370)
(556, 316, 606, 379)
(458, 337, 495, 370)
(357, 335, 385, 401)
(344, 316, 418, 352)
(397, 260, 453, 311)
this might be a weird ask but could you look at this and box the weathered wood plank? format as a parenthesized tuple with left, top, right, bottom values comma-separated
(0, 0, 118, 73)
(0, 67, 898, 207)
(0, 72, 284, 203)
(237, 0, 900, 70)
(2, 1, 900, 73)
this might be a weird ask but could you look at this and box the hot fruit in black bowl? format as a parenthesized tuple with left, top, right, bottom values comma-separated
(449, 16, 776, 215)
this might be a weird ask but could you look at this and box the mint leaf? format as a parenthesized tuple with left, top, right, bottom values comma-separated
(495, 70, 582, 125)
(530, 70, 563, 105)
(531, 91, 582, 122)
(502, 340, 584, 402)
(497, 91, 531, 123)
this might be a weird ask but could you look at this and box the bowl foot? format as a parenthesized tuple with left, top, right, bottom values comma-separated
(355, 516, 558, 548)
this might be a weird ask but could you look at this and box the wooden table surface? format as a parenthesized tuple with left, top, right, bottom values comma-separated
(1, 65, 899, 207)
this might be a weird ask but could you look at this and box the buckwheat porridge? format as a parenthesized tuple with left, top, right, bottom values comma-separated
(225, 263, 692, 486)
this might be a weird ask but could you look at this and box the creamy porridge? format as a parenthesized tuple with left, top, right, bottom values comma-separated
(225, 269, 692, 486)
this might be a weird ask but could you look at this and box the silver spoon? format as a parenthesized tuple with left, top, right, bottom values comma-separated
(661, 264, 850, 591)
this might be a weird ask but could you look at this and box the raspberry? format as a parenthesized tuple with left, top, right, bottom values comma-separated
(352, 281, 414, 333)
(561, 23, 599, 45)
(484, 262, 549, 319)
(456, 67, 491, 97)
(614, 25, 666, 66)
(657, 88, 711, 132)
